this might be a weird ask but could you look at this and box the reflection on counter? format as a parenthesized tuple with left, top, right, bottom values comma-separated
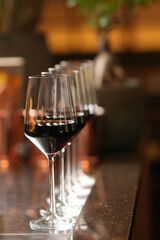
(0, 154, 139, 239)
(73, 157, 139, 240)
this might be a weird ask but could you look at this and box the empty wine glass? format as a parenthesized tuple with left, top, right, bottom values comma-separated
(24, 74, 77, 230)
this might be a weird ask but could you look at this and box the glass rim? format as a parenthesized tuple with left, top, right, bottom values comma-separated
(28, 73, 69, 79)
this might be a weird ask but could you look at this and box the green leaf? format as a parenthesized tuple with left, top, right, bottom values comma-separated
(66, 0, 77, 8)
(66, 0, 159, 30)
(99, 15, 110, 28)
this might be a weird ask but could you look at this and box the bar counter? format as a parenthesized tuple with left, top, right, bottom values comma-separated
(0, 153, 140, 240)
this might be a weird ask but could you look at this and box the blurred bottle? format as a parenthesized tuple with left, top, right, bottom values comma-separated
(9, 109, 30, 166)
(0, 57, 25, 169)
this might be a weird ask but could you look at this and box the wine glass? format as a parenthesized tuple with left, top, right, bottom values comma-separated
(49, 61, 97, 192)
(49, 66, 89, 206)
(59, 62, 93, 197)
(77, 61, 97, 188)
(61, 67, 91, 198)
(24, 74, 77, 230)
(40, 68, 85, 216)
(71, 60, 98, 188)
(83, 60, 98, 115)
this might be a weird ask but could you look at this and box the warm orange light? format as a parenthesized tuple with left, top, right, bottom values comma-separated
(26, 209, 38, 217)
(35, 158, 49, 171)
(81, 159, 89, 173)
(39, 159, 48, 170)
(0, 158, 9, 170)
(46, 28, 98, 54)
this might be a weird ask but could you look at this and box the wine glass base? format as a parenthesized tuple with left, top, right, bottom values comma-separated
(40, 204, 81, 218)
(72, 183, 91, 198)
(39, 208, 50, 217)
(57, 204, 81, 218)
(30, 215, 75, 231)
(79, 174, 96, 188)
(67, 193, 86, 206)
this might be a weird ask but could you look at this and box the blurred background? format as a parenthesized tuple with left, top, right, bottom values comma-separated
(0, 0, 160, 239)
(0, 0, 160, 94)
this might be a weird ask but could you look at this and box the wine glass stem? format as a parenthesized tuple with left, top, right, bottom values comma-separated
(60, 149, 65, 204)
(66, 143, 71, 193)
(71, 139, 77, 185)
(48, 157, 56, 215)
(76, 135, 83, 179)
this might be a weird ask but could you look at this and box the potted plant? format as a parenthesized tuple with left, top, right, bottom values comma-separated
(66, 0, 157, 33)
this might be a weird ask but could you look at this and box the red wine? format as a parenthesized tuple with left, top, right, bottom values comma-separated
(84, 110, 90, 122)
(24, 120, 76, 155)
(76, 113, 86, 132)
(89, 113, 95, 119)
